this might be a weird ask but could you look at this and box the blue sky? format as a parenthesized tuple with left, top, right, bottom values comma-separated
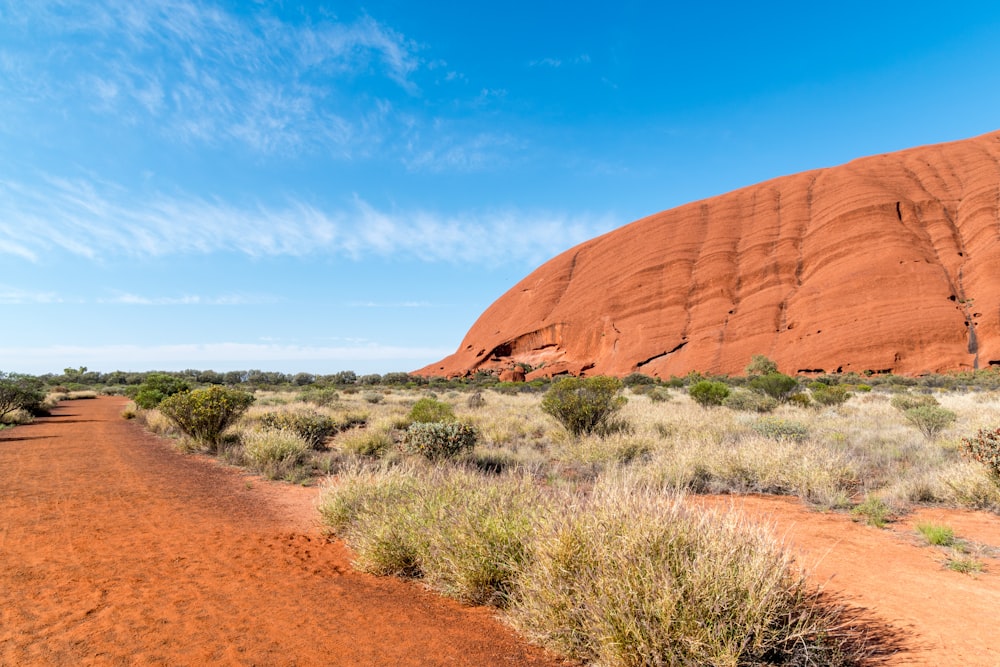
(2, 1, 1000, 375)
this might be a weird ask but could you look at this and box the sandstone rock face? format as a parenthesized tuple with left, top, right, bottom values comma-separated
(418, 131, 1000, 378)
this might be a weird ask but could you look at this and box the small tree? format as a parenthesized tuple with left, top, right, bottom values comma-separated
(158, 386, 254, 451)
(688, 380, 730, 408)
(902, 405, 956, 440)
(541, 376, 625, 436)
(745, 355, 778, 377)
(0, 380, 44, 420)
(748, 372, 799, 402)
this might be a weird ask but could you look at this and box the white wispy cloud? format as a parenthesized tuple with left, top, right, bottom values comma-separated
(346, 301, 437, 308)
(99, 292, 279, 306)
(529, 54, 591, 68)
(0, 285, 63, 304)
(0, 342, 452, 374)
(0, 1, 420, 156)
(0, 175, 617, 267)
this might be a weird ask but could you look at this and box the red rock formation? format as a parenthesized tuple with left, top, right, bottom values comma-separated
(417, 131, 1000, 378)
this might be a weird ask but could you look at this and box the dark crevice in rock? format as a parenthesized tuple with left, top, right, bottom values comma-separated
(636, 341, 688, 368)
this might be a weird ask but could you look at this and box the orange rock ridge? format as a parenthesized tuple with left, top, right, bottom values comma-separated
(417, 130, 1000, 379)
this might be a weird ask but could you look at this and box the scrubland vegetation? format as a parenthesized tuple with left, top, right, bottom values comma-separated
(8, 362, 1000, 664)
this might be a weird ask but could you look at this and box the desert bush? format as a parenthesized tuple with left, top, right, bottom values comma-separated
(960, 426, 1000, 483)
(903, 405, 957, 440)
(540, 376, 626, 436)
(622, 372, 657, 386)
(745, 354, 779, 377)
(0, 379, 44, 420)
(403, 422, 478, 460)
(299, 387, 340, 407)
(362, 391, 384, 404)
(408, 397, 456, 423)
(750, 417, 810, 442)
(748, 372, 799, 402)
(722, 389, 777, 413)
(259, 410, 336, 449)
(132, 373, 190, 409)
(688, 380, 730, 408)
(810, 383, 851, 407)
(890, 393, 939, 412)
(646, 387, 671, 403)
(241, 428, 310, 479)
(158, 386, 255, 451)
(121, 401, 138, 420)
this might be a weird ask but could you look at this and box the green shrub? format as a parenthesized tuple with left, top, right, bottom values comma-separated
(0, 380, 44, 420)
(259, 410, 337, 449)
(241, 428, 310, 479)
(540, 376, 626, 436)
(408, 397, 456, 423)
(299, 387, 340, 407)
(745, 354, 778, 377)
(903, 405, 957, 440)
(890, 393, 939, 412)
(810, 384, 851, 407)
(132, 373, 190, 409)
(403, 422, 478, 460)
(960, 426, 1000, 483)
(748, 372, 799, 402)
(622, 372, 657, 386)
(158, 386, 255, 451)
(688, 380, 730, 408)
(646, 387, 672, 403)
(722, 389, 777, 413)
(750, 416, 809, 442)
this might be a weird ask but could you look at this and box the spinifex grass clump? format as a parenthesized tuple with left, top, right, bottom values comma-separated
(241, 428, 310, 480)
(320, 465, 866, 666)
(319, 464, 538, 605)
(158, 386, 255, 451)
(512, 482, 860, 666)
(259, 410, 337, 449)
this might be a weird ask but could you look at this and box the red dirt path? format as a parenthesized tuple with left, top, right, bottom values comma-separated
(0, 397, 567, 666)
(3, 397, 999, 665)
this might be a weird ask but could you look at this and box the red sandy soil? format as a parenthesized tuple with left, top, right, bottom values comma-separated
(3, 397, 998, 665)
(418, 130, 1000, 379)
(0, 397, 567, 666)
